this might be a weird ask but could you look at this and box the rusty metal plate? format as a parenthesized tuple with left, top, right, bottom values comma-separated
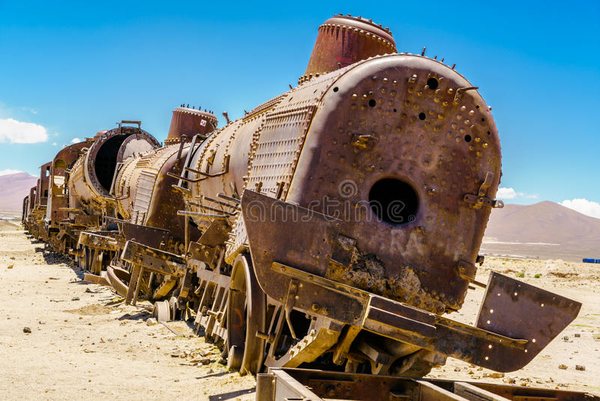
(83, 272, 110, 286)
(242, 191, 580, 372)
(121, 240, 185, 276)
(120, 221, 170, 249)
(106, 265, 130, 298)
(242, 189, 341, 303)
(475, 272, 581, 370)
(243, 67, 343, 199)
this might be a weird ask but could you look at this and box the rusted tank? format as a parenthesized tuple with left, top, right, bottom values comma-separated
(112, 14, 581, 379)
(103, 109, 215, 295)
(113, 107, 218, 238)
(62, 122, 160, 272)
(68, 122, 159, 220)
(24, 121, 160, 264)
(175, 14, 495, 311)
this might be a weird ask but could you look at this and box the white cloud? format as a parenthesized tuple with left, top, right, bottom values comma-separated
(0, 169, 22, 176)
(497, 187, 518, 199)
(561, 198, 600, 219)
(497, 187, 538, 200)
(52, 142, 58, 146)
(0, 118, 48, 143)
(71, 137, 81, 143)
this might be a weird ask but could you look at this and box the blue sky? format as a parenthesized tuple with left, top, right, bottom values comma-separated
(1, 1, 599, 217)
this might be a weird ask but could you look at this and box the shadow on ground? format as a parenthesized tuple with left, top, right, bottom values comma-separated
(196, 371, 229, 380)
(208, 387, 255, 401)
(118, 310, 151, 321)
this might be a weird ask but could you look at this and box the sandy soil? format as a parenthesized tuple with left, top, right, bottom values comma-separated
(0, 222, 255, 401)
(1, 221, 598, 399)
(429, 257, 600, 393)
(480, 240, 595, 263)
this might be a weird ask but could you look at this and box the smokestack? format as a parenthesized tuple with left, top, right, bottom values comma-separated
(300, 15, 397, 84)
(165, 107, 218, 145)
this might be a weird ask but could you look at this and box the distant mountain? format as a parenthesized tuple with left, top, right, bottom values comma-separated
(0, 172, 37, 218)
(482, 201, 600, 261)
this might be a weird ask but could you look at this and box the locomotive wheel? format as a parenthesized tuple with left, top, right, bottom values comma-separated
(226, 254, 266, 375)
(153, 300, 171, 322)
(169, 296, 184, 320)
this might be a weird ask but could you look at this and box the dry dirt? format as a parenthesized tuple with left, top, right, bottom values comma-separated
(429, 256, 600, 393)
(1, 221, 599, 399)
(0, 221, 255, 401)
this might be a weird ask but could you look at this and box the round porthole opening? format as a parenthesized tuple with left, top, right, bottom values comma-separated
(369, 179, 419, 225)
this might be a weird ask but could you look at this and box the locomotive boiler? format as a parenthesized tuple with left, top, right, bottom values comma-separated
(24, 14, 581, 379)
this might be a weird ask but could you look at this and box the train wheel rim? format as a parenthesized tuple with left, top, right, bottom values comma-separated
(153, 300, 171, 322)
(226, 253, 266, 375)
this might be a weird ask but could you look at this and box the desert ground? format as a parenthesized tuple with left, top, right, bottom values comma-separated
(0, 220, 255, 401)
(429, 256, 600, 393)
(1, 220, 599, 400)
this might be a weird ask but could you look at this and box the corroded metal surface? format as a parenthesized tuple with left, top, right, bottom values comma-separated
(475, 272, 581, 368)
(23, 14, 582, 383)
(113, 143, 203, 251)
(68, 122, 159, 212)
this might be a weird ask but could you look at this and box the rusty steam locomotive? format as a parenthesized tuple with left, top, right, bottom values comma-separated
(23, 15, 580, 378)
